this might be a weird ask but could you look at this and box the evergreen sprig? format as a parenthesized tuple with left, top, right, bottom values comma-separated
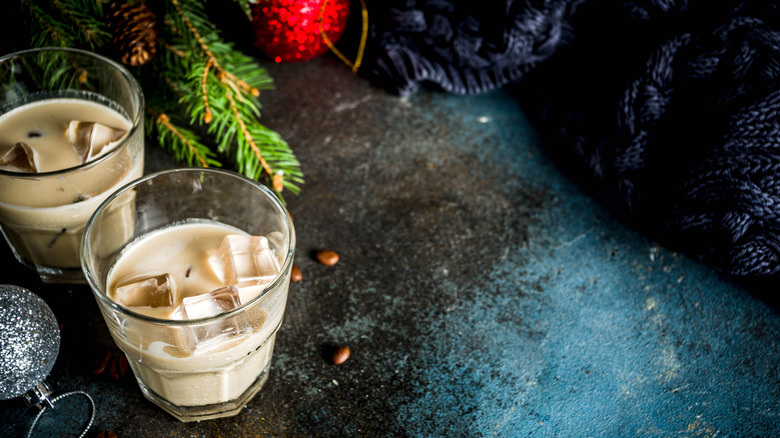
(11, 0, 303, 199)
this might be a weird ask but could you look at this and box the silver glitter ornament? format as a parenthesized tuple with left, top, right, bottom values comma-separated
(0, 284, 60, 400)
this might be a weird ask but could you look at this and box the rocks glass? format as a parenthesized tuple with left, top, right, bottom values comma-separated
(0, 47, 145, 283)
(81, 168, 295, 422)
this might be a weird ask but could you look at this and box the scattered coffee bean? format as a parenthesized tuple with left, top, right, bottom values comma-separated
(110, 355, 129, 380)
(92, 351, 111, 375)
(93, 350, 129, 380)
(96, 431, 118, 438)
(316, 249, 339, 266)
(291, 264, 302, 282)
(331, 346, 350, 365)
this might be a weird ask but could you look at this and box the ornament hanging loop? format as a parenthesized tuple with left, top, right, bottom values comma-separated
(320, 0, 368, 73)
(26, 390, 96, 438)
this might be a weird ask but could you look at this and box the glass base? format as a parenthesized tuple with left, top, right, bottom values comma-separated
(136, 364, 271, 422)
(7, 245, 86, 284)
(1, 226, 87, 284)
(36, 266, 87, 284)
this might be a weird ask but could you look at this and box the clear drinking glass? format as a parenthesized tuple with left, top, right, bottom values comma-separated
(0, 47, 145, 283)
(81, 168, 295, 422)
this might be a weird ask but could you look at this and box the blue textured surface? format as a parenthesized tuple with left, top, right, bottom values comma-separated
(1, 56, 778, 437)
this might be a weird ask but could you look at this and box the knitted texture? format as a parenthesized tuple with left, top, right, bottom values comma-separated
(361, 0, 780, 290)
(364, 0, 583, 95)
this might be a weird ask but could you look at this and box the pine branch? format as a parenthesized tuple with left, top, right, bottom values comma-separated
(22, 0, 74, 47)
(22, 0, 111, 49)
(51, 0, 111, 48)
(16, 0, 304, 199)
(165, 0, 301, 194)
(147, 110, 221, 168)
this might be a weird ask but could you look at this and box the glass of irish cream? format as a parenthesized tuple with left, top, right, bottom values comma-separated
(0, 47, 144, 283)
(82, 168, 296, 422)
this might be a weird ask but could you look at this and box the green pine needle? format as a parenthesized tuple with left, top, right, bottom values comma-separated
(15, 0, 303, 199)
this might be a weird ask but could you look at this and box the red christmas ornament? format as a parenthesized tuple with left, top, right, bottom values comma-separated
(251, 0, 351, 63)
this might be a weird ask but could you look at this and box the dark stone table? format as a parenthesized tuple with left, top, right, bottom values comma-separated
(1, 56, 778, 437)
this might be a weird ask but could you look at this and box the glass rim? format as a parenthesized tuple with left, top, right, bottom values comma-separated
(82, 167, 296, 326)
(0, 46, 145, 178)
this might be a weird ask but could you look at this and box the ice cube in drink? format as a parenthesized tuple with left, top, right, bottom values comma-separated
(209, 235, 280, 304)
(113, 273, 174, 308)
(209, 235, 278, 283)
(181, 285, 241, 319)
(0, 142, 37, 172)
(66, 121, 128, 163)
(178, 286, 253, 354)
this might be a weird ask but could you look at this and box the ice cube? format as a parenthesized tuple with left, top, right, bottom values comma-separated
(235, 279, 274, 305)
(209, 235, 280, 285)
(0, 142, 37, 172)
(178, 286, 252, 355)
(67, 121, 127, 163)
(181, 286, 241, 319)
(113, 273, 174, 308)
(189, 318, 251, 355)
(266, 231, 286, 254)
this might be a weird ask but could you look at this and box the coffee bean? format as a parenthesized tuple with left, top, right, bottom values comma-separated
(316, 249, 339, 266)
(291, 264, 302, 282)
(93, 351, 111, 375)
(331, 346, 350, 365)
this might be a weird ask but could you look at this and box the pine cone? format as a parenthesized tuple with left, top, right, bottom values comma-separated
(109, 1, 158, 67)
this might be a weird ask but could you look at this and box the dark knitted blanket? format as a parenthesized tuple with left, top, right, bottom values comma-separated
(360, 0, 780, 292)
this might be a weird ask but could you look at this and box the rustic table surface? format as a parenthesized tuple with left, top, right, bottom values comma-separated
(2, 56, 778, 437)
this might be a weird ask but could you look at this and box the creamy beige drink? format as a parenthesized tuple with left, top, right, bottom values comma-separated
(105, 220, 287, 410)
(83, 168, 294, 421)
(0, 97, 142, 273)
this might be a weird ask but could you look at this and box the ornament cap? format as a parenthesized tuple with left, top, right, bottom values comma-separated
(22, 381, 54, 411)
